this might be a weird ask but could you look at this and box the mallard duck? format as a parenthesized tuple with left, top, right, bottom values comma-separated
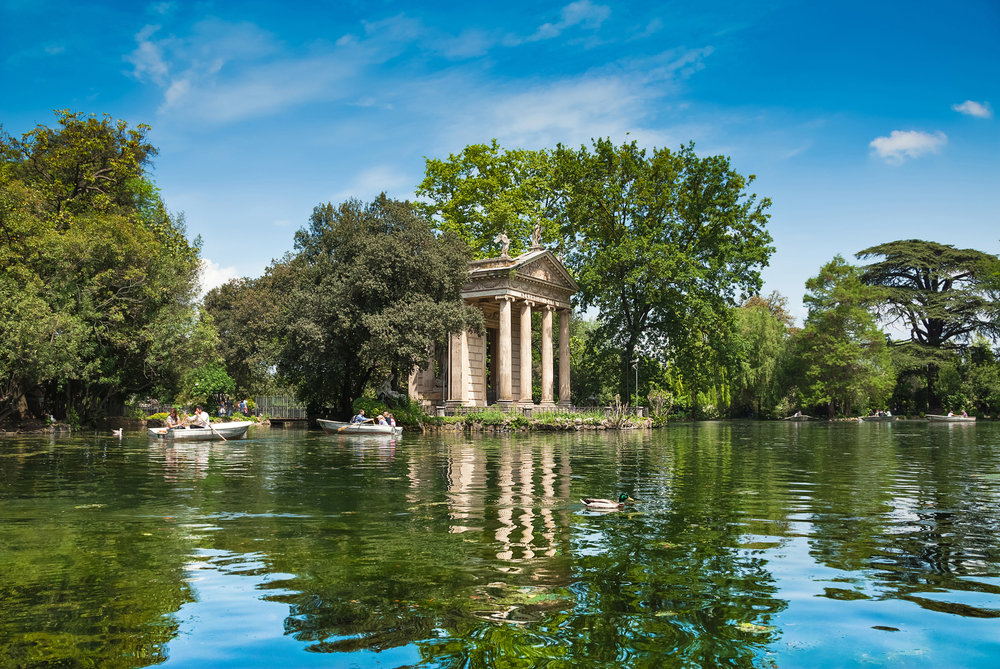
(581, 494, 633, 509)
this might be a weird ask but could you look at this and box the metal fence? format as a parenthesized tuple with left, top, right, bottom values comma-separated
(440, 405, 646, 418)
(254, 395, 307, 419)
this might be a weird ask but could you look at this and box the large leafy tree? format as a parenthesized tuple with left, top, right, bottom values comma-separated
(0, 111, 211, 423)
(555, 139, 774, 398)
(732, 297, 790, 418)
(857, 240, 1000, 347)
(794, 256, 895, 417)
(416, 140, 559, 258)
(203, 259, 297, 396)
(280, 195, 483, 417)
(856, 239, 1000, 409)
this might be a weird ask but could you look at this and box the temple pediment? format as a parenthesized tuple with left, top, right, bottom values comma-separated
(463, 248, 578, 309)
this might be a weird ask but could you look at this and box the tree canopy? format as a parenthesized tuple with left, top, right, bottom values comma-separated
(794, 256, 895, 417)
(857, 239, 1000, 348)
(0, 111, 210, 423)
(280, 195, 483, 417)
(416, 140, 559, 258)
(555, 139, 774, 398)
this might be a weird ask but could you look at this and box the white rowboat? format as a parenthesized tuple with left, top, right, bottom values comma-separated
(148, 421, 254, 440)
(862, 415, 898, 422)
(926, 414, 976, 423)
(317, 418, 402, 436)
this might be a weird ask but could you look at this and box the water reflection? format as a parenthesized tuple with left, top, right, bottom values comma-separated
(1, 422, 998, 667)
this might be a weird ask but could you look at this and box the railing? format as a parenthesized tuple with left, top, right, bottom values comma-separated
(254, 395, 307, 419)
(440, 405, 646, 418)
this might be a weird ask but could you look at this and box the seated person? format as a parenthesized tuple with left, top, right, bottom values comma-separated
(961, 410, 969, 417)
(378, 414, 388, 425)
(165, 408, 184, 429)
(190, 406, 210, 428)
(353, 409, 367, 423)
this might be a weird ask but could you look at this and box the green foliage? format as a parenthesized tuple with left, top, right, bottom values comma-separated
(203, 259, 296, 396)
(176, 363, 235, 412)
(0, 111, 208, 424)
(416, 140, 559, 258)
(555, 139, 773, 401)
(2, 110, 158, 220)
(647, 384, 674, 426)
(352, 396, 428, 426)
(857, 239, 1000, 410)
(281, 194, 484, 418)
(794, 256, 896, 417)
(731, 296, 791, 418)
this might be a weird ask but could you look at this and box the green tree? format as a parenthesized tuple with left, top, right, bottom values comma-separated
(176, 362, 236, 412)
(732, 297, 789, 418)
(203, 259, 296, 397)
(856, 239, 1000, 410)
(416, 140, 559, 258)
(555, 139, 773, 399)
(0, 111, 210, 423)
(280, 195, 483, 417)
(2, 110, 158, 220)
(794, 256, 896, 417)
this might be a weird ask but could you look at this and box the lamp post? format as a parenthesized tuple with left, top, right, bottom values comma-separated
(632, 359, 639, 416)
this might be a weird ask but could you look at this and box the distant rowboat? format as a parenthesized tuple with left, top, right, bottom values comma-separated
(148, 421, 253, 440)
(926, 414, 976, 423)
(784, 415, 814, 421)
(317, 418, 402, 436)
(862, 415, 898, 422)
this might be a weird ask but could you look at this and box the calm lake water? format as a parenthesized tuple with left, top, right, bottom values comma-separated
(1, 421, 998, 668)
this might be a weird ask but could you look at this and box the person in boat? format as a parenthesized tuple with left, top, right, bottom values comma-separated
(885, 408, 891, 416)
(961, 410, 969, 417)
(388, 413, 396, 428)
(190, 407, 210, 428)
(166, 408, 185, 429)
(794, 411, 802, 417)
(377, 413, 389, 426)
(947, 411, 955, 417)
(353, 409, 366, 423)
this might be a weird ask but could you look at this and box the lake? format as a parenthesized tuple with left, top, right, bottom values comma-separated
(1, 421, 998, 668)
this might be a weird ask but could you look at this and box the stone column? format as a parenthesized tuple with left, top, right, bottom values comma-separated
(558, 309, 571, 407)
(445, 329, 469, 408)
(540, 306, 555, 406)
(496, 296, 514, 406)
(518, 301, 534, 406)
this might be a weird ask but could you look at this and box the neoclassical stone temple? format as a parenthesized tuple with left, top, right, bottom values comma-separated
(409, 243, 578, 410)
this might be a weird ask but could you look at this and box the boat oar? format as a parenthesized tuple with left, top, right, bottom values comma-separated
(338, 418, 374, 432)
(208, 421, 227, 442)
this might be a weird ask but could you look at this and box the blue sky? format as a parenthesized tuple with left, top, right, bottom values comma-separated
(2, 0, 998, 323)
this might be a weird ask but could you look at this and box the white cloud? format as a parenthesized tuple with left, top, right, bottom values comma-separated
(427, 47, 712, 151)
(508, 1, 612, 44)
(629, 18, 663, 41)
(125, 16, 423, 122)
(123, 24, 171, 85)
(869, 130, 947, 164)
(952, 100, 993, 119)
(147, 1, 175, 15)
(199, 259, 238, 294)
(330, 165, 417, 203)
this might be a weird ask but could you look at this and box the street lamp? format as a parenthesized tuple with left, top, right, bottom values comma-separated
(631, 359, 639, 416)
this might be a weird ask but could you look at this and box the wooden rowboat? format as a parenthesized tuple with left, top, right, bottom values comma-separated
(317, 418, 403, 436)
(784, 415, 814, 421)
(148, 421, 254, 440)
(926, 414, 976, 423)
